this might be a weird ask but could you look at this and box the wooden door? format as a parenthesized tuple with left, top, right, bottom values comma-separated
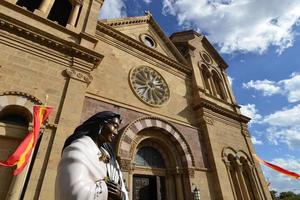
(133, 175, 165, 200)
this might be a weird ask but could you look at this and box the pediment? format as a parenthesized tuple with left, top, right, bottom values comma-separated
(100, 15, 187, 65)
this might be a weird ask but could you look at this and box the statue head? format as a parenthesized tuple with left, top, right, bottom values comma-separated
(62, 111, 121, 150)
(97, 115, 121, 144)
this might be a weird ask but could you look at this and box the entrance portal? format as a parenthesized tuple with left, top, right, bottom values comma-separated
(133, 175, 165, 200)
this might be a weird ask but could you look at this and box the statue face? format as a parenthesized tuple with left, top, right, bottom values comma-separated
(98, 117, 121, 143)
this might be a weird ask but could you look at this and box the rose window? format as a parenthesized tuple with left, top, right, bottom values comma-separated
(129, 66, 170, 106)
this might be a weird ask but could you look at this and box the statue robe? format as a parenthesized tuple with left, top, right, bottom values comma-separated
(55, 136, 128, 200)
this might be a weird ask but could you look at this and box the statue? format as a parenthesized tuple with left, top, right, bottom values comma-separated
(55, 111, 129, 200)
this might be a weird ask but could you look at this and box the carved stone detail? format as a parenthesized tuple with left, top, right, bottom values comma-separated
(65, 68, 93, 83)
(203, 116, 214, 125)
(0, 91, 43, 104)
(119, 159, 132, 171)
(194, 99, 250, 124)
(0, 18, 102, 65)
(129, 66, 170, 107)
(97, 22, 191, 75)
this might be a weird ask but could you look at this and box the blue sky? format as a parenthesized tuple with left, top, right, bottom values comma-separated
(99, 0, 300, 193)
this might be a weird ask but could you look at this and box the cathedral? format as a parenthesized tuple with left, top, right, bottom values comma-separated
(0, 0, 272, 199)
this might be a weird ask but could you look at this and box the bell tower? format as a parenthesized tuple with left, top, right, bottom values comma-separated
(2, 0, 105, 48)
(171, 30, 272, 200)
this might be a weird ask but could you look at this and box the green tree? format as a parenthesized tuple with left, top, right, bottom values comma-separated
(279, 191, 300, 200)
(270, 190, 278, 200)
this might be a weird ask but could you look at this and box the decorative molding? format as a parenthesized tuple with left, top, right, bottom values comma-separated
(241, 123, 250, 137)
(0, 14, 103, 66)
(193, 99, 250, 124)
(65, 68, 93, 83)
(0, 91, 43, 104)
(129, 66, 170, 107)
(118, 116, 195, 168)
(118, 158, 132, 171)
(100, 15, 188, 65)
(201, 116, 214, 125)
(96, 21, 191, 75)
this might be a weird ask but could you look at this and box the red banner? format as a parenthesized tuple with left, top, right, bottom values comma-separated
(253, 154, 300, 180)
(0, 105, 53, 175)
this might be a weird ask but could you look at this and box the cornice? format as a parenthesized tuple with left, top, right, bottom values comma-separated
(100, 15, 149, 27)
(0, 91, 43, 104)
(170, 30, 228, 69)
(201, 36, 228, 69)
(194, 99, 250, 123)
(101, 16, 188, 65)
(0, 14, 103, 67)
(65, 68, 93, 83)
(96, 21, 191, 75)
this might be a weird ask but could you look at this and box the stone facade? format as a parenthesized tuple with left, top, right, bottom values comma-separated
(0, 0, 271, 199)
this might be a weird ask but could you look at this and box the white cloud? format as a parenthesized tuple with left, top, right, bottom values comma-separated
(263, 105, 300, 127)
(162, 0, 300, 54)
(143, 0, 152, 4)
(240, 104, 262, 123)
(227, 75, 233, 86)
(99, 0, 127, 19)
(242, 80, 282, 96)
(279, 73, 300, 103)
(263, 105, 300, 149)
(243, 73, 300, 103)
(251, 136, 263, 145)
(261, 157, 300, 192)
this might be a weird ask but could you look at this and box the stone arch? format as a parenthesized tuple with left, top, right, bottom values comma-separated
(237, 151, 252, 162)
(0, 91, 43, 199)
(0, 91, 44, 122)
(222, 147, 237, 158)
(133, 139, 173, 168)
(117, 116, 195, 168)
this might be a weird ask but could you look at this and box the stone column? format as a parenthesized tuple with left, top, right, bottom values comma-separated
(248, 165, 264, 200)
(5, 161, 30, 200)
(236, 160, 251, 200)
(175, 174, 184, 200)
(37, 0, 51, 13)
(67, 0, 82, 27)
(223, 159, 238, 200)
(34, 0, 55, 17)
(5, 0, 18, 4)
(38, 67, 93, 200)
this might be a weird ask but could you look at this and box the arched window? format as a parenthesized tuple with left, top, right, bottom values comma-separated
(0, 105, 31, 127)
(240, 157, 259, 200)
(223, 149, 262, 200)
(135, 146, 165, 168)
(228, 154, 243, 200)
(212, 71, 226, 100)
(200, 65, 212, 94)
(0, 105, 31, 199)
(48, 0, 72, 26)
(16, 0, 42, 12)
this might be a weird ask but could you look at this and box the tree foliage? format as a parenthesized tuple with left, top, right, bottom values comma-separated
(270, 190, 300, 200)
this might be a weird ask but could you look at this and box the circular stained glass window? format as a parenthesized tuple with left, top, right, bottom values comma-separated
(200, 51, 212, 65)
(139, 34, 156, 48)
(129, 66, 170, 106)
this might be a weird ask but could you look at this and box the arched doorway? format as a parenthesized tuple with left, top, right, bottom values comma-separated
(117, 117, 195, 200)
(133, 141, 166, 200)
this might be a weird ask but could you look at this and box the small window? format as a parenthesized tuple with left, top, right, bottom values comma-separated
(135, 146, 165, 168)
(144, 36, 155, 48)
(48, 0, 72, 26)
(0, 105, 31, 127)
(212, 71, 226, 100)
(139, 34, 156, 48)
(16, 0, 42, 12)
